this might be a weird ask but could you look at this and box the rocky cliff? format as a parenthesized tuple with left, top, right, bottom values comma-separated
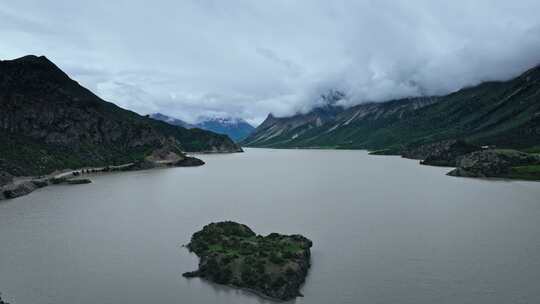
(0, 55, 241, 176)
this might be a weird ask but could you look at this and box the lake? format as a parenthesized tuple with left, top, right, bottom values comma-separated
(1, 148, 539, 304)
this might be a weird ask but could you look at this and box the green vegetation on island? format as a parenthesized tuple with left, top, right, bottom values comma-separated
(183, 221, 313, 301)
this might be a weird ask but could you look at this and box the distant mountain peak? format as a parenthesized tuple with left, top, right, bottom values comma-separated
(197, 115, 252, 127)
(196, 115, 255, 142)
(152, 113, 255, 142)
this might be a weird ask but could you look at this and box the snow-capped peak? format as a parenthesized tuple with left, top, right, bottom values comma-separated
(197, 115, 249, 126)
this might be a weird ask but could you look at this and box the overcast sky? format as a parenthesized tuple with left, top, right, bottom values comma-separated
(2, 1, 540, 125)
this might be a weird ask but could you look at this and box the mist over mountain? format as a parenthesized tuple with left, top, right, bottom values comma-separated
(243, 64, 540, 151)
(2, 1, 540, 124)
(149, 113, 196, 129)
(3, 2, 540, 304)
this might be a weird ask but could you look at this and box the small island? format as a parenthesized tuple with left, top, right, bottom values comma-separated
(0, 293, 9, 304)
(183, 221, 313, 301)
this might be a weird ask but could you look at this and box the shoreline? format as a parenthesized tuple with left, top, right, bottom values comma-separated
(3, 147, 537, 201)
(0, 155, 205, 201)
(195, 277, 297, 303)
(244, 146, 540, 182)
(0, 164, 134, 201)
(189, 149, 244, 155)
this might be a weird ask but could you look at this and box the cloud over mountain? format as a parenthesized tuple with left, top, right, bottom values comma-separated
(2, 0, 540, 125)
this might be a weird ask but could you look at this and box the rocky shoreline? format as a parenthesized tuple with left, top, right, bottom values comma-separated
(447, 149, 540, 180)
(371, 139, 540, 181)
(401, 140, 481, 167)
(183, 221, 313, 301)
(0, 149, 206, 201)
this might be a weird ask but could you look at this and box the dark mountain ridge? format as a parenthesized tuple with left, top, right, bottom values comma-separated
(0, 55, 241, 176)
(243, 96, 439, 148)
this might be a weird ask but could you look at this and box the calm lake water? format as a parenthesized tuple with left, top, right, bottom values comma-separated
(1, 148, 539, 304)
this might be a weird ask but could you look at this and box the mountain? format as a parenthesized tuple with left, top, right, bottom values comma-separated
(243, 65, 540, 152)
(243, 96, 438, 148)
(0, 55, 241, 176)
(149, 113, 196, 129)
(150, 113, 255, 142)
(195, 116, 255, 142)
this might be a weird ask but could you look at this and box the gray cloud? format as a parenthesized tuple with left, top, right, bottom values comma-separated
(256, 47, 304, 77)
(2, 0, 540, 125)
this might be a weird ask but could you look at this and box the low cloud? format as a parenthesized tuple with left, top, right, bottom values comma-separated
(2, 1, 540, 125)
